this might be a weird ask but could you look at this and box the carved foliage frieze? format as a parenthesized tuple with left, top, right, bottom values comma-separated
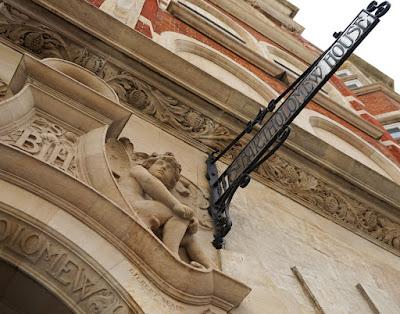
(0, 210, 133, 313)
(0, 114, 79, 177)
(104, 70, 235, 151)
(0, 2, 68, 59)
(259, 156, 400, 253)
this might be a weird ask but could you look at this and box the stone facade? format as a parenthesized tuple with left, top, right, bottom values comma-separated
(0, 0, 400, 313)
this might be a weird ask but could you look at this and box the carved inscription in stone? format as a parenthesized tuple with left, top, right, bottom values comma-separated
(0, 211, 133, 313)
(0, 115, 79, 177)
(129, 269, 186, 313)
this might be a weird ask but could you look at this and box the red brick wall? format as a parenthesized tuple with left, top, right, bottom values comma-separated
(86, 0, 400, 164)
(87, 0, 104, 7)
(358, 91, 400, 115)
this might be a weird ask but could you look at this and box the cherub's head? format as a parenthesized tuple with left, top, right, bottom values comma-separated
(142, 152, 182, 189)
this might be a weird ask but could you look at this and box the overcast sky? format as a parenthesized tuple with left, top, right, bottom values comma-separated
(289, 0, 398, 92)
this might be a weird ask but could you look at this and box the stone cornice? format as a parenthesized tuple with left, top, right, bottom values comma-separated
(242, 0, 304, 33)
(25, 0, 383, 140)
(348, 54, 394, 89)
(208, 0, 319, 65)
(166, 0, 285, 77)
(376, 111, 400, 125)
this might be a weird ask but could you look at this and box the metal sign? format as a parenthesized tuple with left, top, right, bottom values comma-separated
(206, 1, 391, 249)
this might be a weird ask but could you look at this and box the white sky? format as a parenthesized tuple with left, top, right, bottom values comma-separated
(289, 0, 399, 92)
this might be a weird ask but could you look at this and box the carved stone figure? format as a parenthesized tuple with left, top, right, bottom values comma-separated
(108, 139, 212, 268)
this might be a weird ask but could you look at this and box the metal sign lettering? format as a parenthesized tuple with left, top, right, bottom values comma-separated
(206, 1, 391, 249)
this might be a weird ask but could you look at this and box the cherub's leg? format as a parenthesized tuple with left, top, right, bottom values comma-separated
(133, 200, 173, 229)
(182, 234, 213, 269)
(162, 216, 190, 256)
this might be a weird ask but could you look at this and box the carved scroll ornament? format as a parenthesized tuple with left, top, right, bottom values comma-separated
(259, 156, 400, 252)
(105, 71, 234, 151)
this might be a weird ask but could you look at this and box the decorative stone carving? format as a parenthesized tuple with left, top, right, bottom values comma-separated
(0, 114, 79, 177)
(172, 177, 213, 230)
(106, 138, 213, 268)
(0, 210, 134, 313)
(105, 71, 234, 151)
(0, 78, 7, 96)
(259, 155, 400, 254)
(0, 2, 69, 59)
(2, 1, 399, 258)
(68, 44, 106, 76)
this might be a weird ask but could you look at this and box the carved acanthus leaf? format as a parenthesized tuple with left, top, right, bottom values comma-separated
(0, 2, 69, 59)
(105, 71, 234, 151)
(259, 155, 400, 253)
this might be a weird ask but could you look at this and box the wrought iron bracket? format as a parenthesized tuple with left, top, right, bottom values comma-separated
(205, 1, 390, 249)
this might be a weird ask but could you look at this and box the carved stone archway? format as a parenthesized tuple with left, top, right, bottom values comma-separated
(0, 206, 143, 314)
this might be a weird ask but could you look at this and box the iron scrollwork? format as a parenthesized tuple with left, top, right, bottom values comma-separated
(206, 2, 391, 249)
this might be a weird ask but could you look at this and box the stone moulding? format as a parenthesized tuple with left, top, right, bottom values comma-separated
(0, 51, 251, 310)
(0, 207, 139, 313)
(0, 143, 251, 310)
(1, 0, 400, 258)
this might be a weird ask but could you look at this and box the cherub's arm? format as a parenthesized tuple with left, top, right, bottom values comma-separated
(130, 165, 193, 219)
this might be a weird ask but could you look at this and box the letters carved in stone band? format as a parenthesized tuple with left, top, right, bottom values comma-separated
(259, 156, 400, 254)
(0, 114, 79, 177)
(0, 211, 133, 313)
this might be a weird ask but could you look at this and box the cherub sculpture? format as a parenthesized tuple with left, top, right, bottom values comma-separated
(108, 138, 212, 268)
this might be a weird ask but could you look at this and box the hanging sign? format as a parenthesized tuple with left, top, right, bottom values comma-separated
(206, 1, 391, 248)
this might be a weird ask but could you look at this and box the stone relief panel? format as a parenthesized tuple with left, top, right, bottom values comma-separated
(1, 1, 399, 258)
(0, 2, 69, 59)
(259, 155, 400, 253)
(0, 113, 80, 177)
(106, 138, 214, 268)
(104, 69, 234, 152)
(0, 210, 135, 313)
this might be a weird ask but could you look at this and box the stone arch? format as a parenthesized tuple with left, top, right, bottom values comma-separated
(0, 203, 143, 314)
(308, 114, 400, 183)
(259, 42, 352, 109)
(159, 32, 277, 104)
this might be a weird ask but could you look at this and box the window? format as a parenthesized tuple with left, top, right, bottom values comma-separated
(344, 79, 363, 89)
(336, 69, 352, 78)
(385, 123, 400, 139)
(178, 0, 245, 43)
